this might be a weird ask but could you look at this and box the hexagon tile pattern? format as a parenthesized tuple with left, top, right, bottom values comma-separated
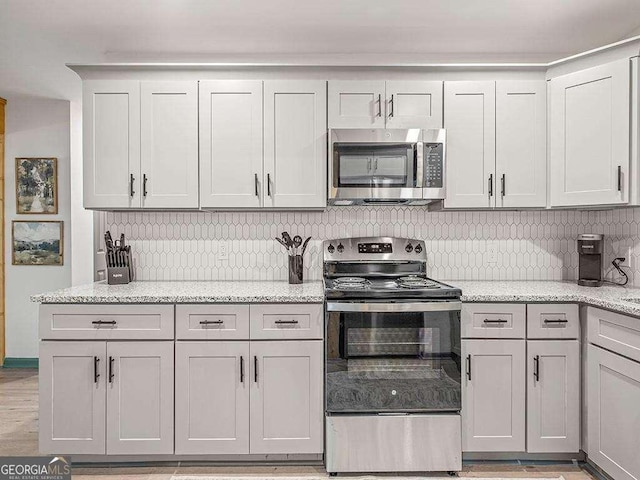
(101, 206, 640, 286)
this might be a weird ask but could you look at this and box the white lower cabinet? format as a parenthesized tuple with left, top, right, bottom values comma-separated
(175, 342, 250, 454)
(527, 340, 580, 453)
(588, 344, 640, 480)
(462, 339, 526, 452)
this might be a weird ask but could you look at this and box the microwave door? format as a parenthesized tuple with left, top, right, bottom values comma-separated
(372, 154, 408, 187)
(339, 154, 374, 187)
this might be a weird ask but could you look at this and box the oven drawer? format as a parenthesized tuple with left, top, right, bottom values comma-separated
(250, 304, 323, 340)
(462, 303, 526, 339)
(39, 304, 174, 340)
(527, 304, 579, 339)
(176, 304, 250, 340)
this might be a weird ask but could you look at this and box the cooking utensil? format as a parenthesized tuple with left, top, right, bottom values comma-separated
(275, 237, 289, 252)
(281, 232, 293, 249)
(301, 237, 311, 255)
(293, 235, 302, 255)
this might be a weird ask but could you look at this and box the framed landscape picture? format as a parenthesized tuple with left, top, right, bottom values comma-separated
(12, 221, 63, 266)
(15, 157, 58, 214)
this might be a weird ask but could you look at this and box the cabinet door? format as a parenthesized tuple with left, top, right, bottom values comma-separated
(496, 81, 547, 208)
(83, 80, 140, 209)
(527, 340, 580, 453)
(264, 81, 327, 208)
(444, 81, 496, 208)
(39, 341, 106, 454)
(462, 339, 525, 452)
(199, 80, 263, 208)
(588, 344, 640, 480)
(549, 59, 630, 207)
(250, 340, 323, 454)
(141, 81, 199, 208)
(106, 341, 174, 455)
(175, 341, 250, 454)
(328, 80, 385, 128)
(385, 80, 443, 129)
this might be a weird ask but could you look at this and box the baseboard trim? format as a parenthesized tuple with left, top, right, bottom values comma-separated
(2, 357, 38, 368)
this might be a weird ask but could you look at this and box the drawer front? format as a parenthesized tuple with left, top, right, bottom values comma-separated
(462, 303, 526, 339)
(176, 305, 250, 340)
(588, 307, 640, 363)
(527, 304, 579, 339)
(39, 304, 174, 340)
(250, 304, 323, 340)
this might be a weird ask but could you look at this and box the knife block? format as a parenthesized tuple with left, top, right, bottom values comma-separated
(107, 267, 131, 285)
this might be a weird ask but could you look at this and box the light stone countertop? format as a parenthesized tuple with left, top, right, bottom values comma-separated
(31, 279, 640, 318)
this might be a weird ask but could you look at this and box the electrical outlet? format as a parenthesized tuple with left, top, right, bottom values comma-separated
(486, 242, 498, 264)
(618, 247, 633, 269)
(218, 242, 229, 261)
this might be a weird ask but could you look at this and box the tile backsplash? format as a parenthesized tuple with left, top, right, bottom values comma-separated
(101, 207, 640, 286)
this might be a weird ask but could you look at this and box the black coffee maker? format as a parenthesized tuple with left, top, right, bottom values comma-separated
(577, 234, 604, 287)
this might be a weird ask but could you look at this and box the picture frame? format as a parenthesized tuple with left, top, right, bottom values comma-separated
(15, 157, 58, 214)
(12, 220, 64, 266)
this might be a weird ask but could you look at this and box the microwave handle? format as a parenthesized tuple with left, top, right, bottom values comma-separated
(415, 142, 424, 188)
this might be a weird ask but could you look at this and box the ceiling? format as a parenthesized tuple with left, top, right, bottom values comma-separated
(1, 0, 640, 101)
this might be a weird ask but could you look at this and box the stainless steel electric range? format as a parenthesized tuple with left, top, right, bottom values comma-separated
(323, 237, 462, 474)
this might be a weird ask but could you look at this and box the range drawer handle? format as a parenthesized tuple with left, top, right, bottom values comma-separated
(92, 320, 117, 326)
(274, 319, 299, 325)
(543, 319, 569, 324)
(199, 319, 224, 325)
(483, 319, 508, 324)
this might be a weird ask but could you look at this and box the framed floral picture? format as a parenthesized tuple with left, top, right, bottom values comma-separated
(12, 221, 63, 266)
(15, 157, 58, 214)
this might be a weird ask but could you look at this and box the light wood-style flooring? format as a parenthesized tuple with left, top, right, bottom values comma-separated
(0, 368, 597, 480)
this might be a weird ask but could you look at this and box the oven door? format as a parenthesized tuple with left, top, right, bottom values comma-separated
(325, 300, 461, 414)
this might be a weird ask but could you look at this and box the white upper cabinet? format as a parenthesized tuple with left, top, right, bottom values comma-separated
(140, 81, 199, 209)
(199, 80, 263, 208)
(444, 81, 496, 209)
(264, 80, 327, 208)
(83, 80, 141, 209)
(328, 80, 443, 129)
(496, 81, 547, 208)
(328, 80, 386, 128)
(385, 80, 443, 129)
(550, 59, 631, 207)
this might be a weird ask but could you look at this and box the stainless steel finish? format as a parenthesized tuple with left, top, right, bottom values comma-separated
(577, 234, 605, 287)
(327, 300, 462, 313)
(578, 233, 604, 241)
(326, 415, 462, 473)
(323, 236, 426, 263)
(329, 128, 446, 205)
(389, 94, 394, 117)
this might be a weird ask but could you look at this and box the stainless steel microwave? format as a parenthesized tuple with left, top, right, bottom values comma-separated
(329, 128, 446, 205)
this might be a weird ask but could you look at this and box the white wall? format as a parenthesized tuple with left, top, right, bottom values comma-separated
(4, 97, 71, 358)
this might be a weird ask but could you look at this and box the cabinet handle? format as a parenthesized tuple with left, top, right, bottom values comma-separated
(240, 356, 245, 383)
(488, 174, 493, 197)
(129, 174, 135, 197)
(274, 319, 299, 325)
(92, 320, 117, 327)
(254, 173, 259, 197)
(501, 174, 505, 197)
(483, 319, 508, 324)
(267, 173, 272, 197)
(199, 319, 224, 325)
(254, 356, 258, 383)
(534, 355, 540, 382)
(618, 165, 622, 192)
(108, 356, 114, 384)
(389, 94, 394, 117)
(543, 318, 568, 324)
(143, 174, 148, 197)
(377, 94, 382, 117)
(94, 356, 100, 384)
(466, 355, 472, 381)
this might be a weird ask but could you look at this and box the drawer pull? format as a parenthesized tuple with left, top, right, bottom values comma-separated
(483, 319, 508, 324)
(199, 319, 224, 326)
(543, 319, 568, 324)
(108, 356, 114, 384)
(94, 356, 100, 384)
(274, 319, 299, 325)
(92, 320, 117, 326)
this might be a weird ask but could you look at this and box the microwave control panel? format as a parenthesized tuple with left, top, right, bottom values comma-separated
(424, 143, 444, 188)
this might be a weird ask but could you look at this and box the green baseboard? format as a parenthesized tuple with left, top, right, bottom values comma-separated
(2, 357, 39, 369)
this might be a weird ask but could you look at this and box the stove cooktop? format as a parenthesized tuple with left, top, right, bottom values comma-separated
(324, 275, 461, 299)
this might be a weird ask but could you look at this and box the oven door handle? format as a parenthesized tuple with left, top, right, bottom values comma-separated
(326, 301, 462, 313)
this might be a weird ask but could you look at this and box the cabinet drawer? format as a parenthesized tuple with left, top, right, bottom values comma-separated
(588, 307, 640, 363)
(176, 305, 250, 340)
(462, 303, 526, 339)
(527, 304, 579, 339)
(39, 304, 174, 340)
(250, 304, 323, 340)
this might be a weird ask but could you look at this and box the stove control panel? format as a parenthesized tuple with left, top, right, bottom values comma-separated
(358, 242, 393, 254)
